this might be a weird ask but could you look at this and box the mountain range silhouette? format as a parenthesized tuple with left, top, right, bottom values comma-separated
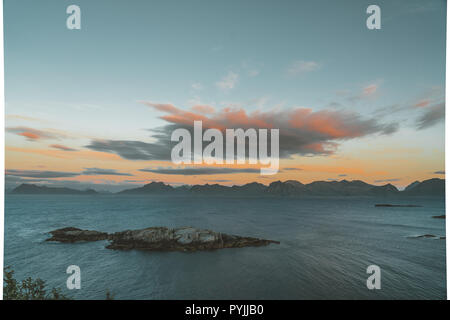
(11, 178, 445, 197)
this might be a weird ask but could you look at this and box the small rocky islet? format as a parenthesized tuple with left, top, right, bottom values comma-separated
(374, 204, 422, 207)
(46, 226, 280, 252)
(408, 234, 445, 240)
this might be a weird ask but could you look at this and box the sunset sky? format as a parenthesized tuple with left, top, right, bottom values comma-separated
(4, 0, 446, 191)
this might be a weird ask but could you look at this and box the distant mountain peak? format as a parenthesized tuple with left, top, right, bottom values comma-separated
(403, 178, 444, 196)
(10, 178, 445, 197)
(11, 183, 98, 195)
(405, 181, 420, 191)
(120, 181, 173, 194)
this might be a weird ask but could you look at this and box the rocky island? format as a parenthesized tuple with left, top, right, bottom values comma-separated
(408, 234, 445, 240)
(374, 204, 422, 207)
(46, 226, 280, 252)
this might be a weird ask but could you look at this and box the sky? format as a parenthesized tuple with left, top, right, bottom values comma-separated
(4, 0, 446, 191)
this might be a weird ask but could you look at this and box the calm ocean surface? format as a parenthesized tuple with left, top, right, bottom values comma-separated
(4, 195, 446, 299)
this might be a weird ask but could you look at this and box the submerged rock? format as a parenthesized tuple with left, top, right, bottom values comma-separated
(46, 227, 109, 243)
(374, 204, 422, 207)
(414, 234, 437, 238)
(432, 215, 445, 219)
(47, 226, 279, 251)
(408, 234, 445, 240)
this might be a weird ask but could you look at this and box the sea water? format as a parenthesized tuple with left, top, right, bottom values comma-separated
(4, 195, 446, 299)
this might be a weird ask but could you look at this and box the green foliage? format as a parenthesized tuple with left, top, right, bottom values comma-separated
(4, 267, 116, 300)
(3, 266, 70, 300)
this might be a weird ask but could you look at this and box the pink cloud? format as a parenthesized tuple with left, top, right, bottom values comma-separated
(141, 101, 397, 157)
(6, 126, 66, 141)
(191, 105, 215, 114)
(363, 84, 377, 97)
(414, 99, 430, 108)
(50, 144, 77, 151)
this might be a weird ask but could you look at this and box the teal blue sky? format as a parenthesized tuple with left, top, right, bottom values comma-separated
(3, 0, 447, 190)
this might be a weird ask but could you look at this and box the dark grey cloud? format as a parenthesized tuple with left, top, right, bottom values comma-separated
(283, 167, 302, 171)
(372, 104, 406, 117)
(327, 102, 342, 108)
(5, 175, 53, 185)
(85, 135, 172, 161)
(372, 86, 444, 130)
(139, 167, 261, 175)
(82, 168, 133, 176)
(380, 122, 399, 135)
(85, 106, 399, 162)
(5, 169, 79, 178)
(258, 110, 397, 157)
(338, 174, 347, 177)
(434, 170, 445, 174)
(416, 103, 445, 130)
(6, 168, 133, 179)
